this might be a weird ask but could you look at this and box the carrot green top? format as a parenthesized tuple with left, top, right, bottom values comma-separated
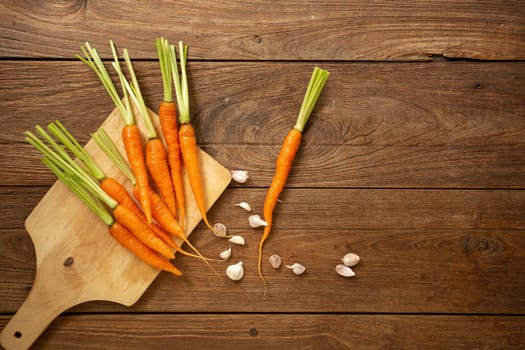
(155, 37, 173, 103)
(294, 67, 330, 132)
(76, 42, 134, 127)
(170, 41, 191, 125)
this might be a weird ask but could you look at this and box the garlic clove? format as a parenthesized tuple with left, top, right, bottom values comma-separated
(249, 214, 268, 228)
(335, 264, 355, 277)
(235, 202, 252, 212)
(341, 253, 360, 267)
(286, 262, 306, 275)
(269, 254, 282, 269)
(231, 170, 249, 184)
(219, 246, 232, 260)
(226, 261, 244, 281)
(213, 223, 228, 237)
(229, 235, 246, 246)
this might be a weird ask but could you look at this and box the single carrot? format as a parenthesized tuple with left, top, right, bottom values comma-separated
(117, 47, 178, 217)
(27, 136, 180, 276)
(257, 67, 330, 293)
(155, 37, 187, 229)
(77, 41, 153, 224)
(170, 41, 220, 235)
(109, 221, 182, 276)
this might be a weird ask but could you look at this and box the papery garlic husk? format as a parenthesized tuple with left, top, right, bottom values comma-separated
(231, 170, 249, 183)
(235, 202, 252, 212)
(213, 223, 228, 237)
(219, 246, 232, 260)
(341, 253, 360, 267)
(335, 264, 356, 277)
(286, 263, 306, 275)
(226, 261, 244, 281)
(229, 235, 245, 246)
(269, 254, 282, 269)
(249, 214, 268, 228)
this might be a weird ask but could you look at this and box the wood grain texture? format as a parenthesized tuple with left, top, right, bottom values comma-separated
(1, 188, 524, 314)
(1, 314, 524, 350)
(1, 61, 524, 188)
(1, 0, 524, 60)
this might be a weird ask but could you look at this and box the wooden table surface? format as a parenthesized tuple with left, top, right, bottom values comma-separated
(1, 1, 525, 349)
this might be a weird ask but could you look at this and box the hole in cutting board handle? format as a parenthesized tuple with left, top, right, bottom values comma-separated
(14, 331, 22, 338)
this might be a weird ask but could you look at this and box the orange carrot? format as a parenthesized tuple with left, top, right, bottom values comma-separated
(156, 38, 187, 228)
(170, 41, 220, 235)
(113, 204, 175, 260)
(122, 124, 152, 224)
(109, 221, 182, 276)
(77, 41, 153, 224)
(257, 67, 330, 292)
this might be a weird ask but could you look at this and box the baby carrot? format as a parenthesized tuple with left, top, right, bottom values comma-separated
(109, 221, 182, 276)
(155, 37, 187, 229)
(76, 41, 153, 224)
(257, 67, 330, 292)
(170, 41, 220, 236)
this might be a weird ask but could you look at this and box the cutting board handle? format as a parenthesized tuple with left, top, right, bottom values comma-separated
(0, 276, 76, 350)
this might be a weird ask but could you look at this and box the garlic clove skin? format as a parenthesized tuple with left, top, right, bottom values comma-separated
(249, 214, 268, 228)
(269, 254, 282, 269)
(213, 223, 228, 237)
(226, 261, 244, 281)
(219, 246, 232, 260)
(341, 253, 360, 267)
(335, 264, 356, 277)
(231, 170, 249, 184)
(229, 235, 246, 246)
(286, 263, 306, 275)
(235, 202, 252, 212)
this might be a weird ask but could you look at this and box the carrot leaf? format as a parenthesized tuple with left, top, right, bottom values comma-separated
(92, 127, 136, 185)
(155, 37, 173, 103)
(171, 41, 190, 124)
(294, 67, 330, 132)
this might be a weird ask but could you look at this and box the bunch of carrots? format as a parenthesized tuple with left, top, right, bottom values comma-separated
(25, 38, 226, 276)
(25, 37, 330, 288)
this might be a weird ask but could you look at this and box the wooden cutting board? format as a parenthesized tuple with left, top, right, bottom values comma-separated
(0, 107, 232, 350)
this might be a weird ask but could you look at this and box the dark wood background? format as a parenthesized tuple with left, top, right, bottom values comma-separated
(1, 1, 524, 349)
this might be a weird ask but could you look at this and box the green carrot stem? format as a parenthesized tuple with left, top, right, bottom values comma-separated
(25, 130, 117, 209)
(171, 41, 190, 124)
(92, 128, 136, 185)
(155, 37, 173, 103)
(42, 156, 114, 226)
(294, 67, 330, 132)
(48, 120, 105, 181)
(76, 42, 134, 126)
(121, 48, 157, 139)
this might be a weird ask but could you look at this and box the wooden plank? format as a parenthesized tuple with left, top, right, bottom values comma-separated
(1, 1, 524, 60)
(2, 188, 524, 314)
(1, 314, 523, 349)
(2, 61, 525, 188)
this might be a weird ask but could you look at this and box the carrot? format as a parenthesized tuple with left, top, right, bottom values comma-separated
(257, 67, 330, 293)
(109, 221, 182, 276)
(77, 41, 153, 224)
(155, 37, 187, 229)
(26, 126, 175, 262)
(170, 41, 221, 235)
(117, 47, 178, 217)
